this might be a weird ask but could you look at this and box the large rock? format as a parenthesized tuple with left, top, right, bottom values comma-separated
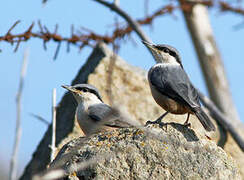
(20, 42, 244, 179)
(85, 43, 244, 178)
(49, 124, 240, 180)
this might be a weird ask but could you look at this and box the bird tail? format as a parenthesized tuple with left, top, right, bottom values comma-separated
(194, 108, 216, 131)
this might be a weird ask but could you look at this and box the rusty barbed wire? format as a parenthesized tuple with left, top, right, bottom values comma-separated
(180, 0, 213, 12)
(0, 4, 175, 59)
(219, 1, 244, 15)
(180, 0, 244, 16)
(1, 1, 244, 59)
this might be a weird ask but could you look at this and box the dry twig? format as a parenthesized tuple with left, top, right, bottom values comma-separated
(198, 90, 244, 152)
(93, 0, 153, 55)
(50, 88, 57, 162)
(9, 49, 29, 180)
(29, 113, 50, 126)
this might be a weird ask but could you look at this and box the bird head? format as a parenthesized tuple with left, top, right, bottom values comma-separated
(142, 41, 183, 67)
(62, 84, 103, 103)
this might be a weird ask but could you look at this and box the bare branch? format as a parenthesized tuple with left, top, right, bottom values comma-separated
(198, 90, 244, 152)
(9, 49, 29, 180)
(29, 113, 50, 126)
(93, 0, 152, 42)
(50, 88, 57, 162)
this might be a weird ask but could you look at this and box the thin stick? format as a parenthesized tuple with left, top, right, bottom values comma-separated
(29, 113, 50, 126)
(198, 90, 244, 152)
(93, 0, 153, 55)
(51, 88, 57, 162)
(9, 49, 29, 180)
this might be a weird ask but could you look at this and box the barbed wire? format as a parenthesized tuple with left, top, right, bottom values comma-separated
(0, 4, 175, 59)
(219, 1, 244, 15)
(0, 1, 244, 59)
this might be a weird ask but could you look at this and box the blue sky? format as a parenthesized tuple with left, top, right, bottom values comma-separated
(1, 0, 244, 177)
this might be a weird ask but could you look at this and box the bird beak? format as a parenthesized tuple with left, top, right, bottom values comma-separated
(62, 85, 76, 93)
(142, 40, 157, 51)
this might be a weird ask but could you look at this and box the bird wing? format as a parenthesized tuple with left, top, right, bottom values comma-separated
(88, 103, 131, 128)
(149, 65, 200, 110)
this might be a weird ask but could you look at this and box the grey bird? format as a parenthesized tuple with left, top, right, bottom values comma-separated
(62, 84, 132, 135)
(143, 41, 215, 131)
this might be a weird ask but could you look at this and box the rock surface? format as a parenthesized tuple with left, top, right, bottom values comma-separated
(20, 42, 244, 179)
(85, 43, 244, 178)
(50, 124, 240, 180)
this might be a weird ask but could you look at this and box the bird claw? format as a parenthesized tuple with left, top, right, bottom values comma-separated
(145, 119, 162, 126)
(183, 122, 191, 128)
(145, 112, 169, 128)
(145, 120, 168, 129)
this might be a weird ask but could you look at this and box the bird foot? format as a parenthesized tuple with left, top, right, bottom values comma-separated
(183, 122, 191, 128)
(145, 120, 168, 129)
(145, 119, 163, 126)
(145, 112, 169, 128)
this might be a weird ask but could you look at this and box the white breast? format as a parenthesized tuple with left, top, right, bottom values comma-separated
(75, 92, 102, 135)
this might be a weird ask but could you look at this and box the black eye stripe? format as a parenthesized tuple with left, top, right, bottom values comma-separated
(155, 46, 171, 54)
(155, 46, 165, 51)
(169, 51, 176, 57)
(73, 85, 104, 102)
(75, 87, 88, 92)
(155, 46, 178, 58)
(75, 87, 96, 95)
(75, 87, 83, 91)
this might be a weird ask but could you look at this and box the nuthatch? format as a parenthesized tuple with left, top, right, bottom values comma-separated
(62, 84, 132, 135)
(143, 41, 215, 131)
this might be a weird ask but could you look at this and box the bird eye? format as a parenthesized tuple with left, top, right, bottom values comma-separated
(169, 51, 176, 57)
(75, 87, 82, 91)
(163, 48, 170, 53)
(155, 46, 164, 51)
(156, 46, 170, 54)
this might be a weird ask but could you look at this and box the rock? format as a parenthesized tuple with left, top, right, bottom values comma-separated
(20, 42, 244, 179)
(84, 43, 244, 178)
(49, 124, 240, 180)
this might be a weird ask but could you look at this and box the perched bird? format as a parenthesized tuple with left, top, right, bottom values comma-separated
(142, 41, 215, 131)
(62, 84, 132, 135)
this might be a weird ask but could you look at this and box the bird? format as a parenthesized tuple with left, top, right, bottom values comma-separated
(142, 40, 215, 131)
(62, 84, 133, 135)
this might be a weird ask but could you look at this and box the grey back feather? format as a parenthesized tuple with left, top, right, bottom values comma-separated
(88, 103, 132, 128)
(149, 65, 200, 110)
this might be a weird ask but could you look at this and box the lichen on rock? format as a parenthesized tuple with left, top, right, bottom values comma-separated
(50, 123, 240, 180)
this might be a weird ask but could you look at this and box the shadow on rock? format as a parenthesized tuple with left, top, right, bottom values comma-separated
(163, 122, 199, 142)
